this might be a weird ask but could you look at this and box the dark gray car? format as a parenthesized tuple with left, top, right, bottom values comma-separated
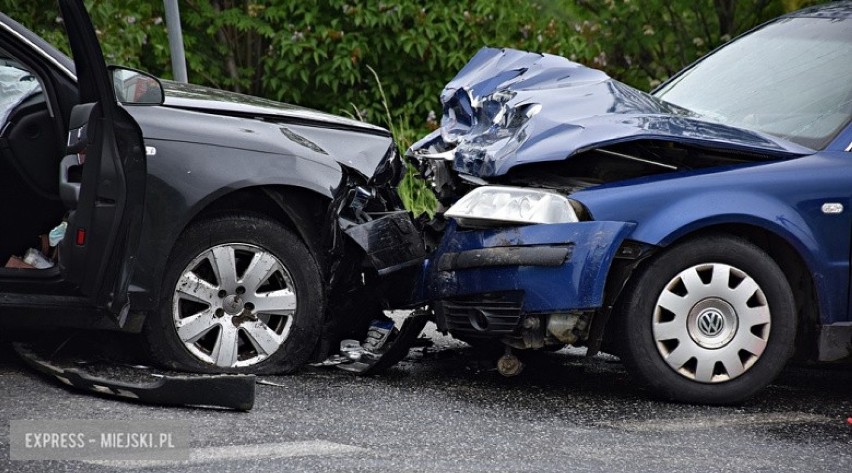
(0, 0, 423, 373)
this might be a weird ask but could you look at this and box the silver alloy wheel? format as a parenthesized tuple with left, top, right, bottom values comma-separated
(652, 263, 771, 383)
(172, 243, 297, 368)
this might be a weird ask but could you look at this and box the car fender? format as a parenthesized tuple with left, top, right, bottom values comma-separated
(130, 139, 344, 314)
(629, 190, 819, 254)
(574, 158, 852, 325)
(123, 107, 348, 313)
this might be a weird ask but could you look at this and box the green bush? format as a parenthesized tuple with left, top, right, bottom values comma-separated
(2, 0, 828, 215)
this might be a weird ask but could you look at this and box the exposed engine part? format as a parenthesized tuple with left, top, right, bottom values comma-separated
(502, 312, 592, 350)
(411, 154, 476, 210)
(500, 140, 774, 195)
(496, 348, 524, 377)
(521, 316, 545, 349)
(547, 312, 590, 345)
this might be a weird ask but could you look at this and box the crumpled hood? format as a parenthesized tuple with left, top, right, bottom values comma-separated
(408, 48, 813, 178)
(161, 80, 388, 136)
(140, 80, 394, 179)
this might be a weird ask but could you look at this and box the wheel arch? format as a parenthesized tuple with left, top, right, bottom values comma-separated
(606, 223, 820, 359)
(130, 184, 332, 318)
(189, 185, 332, 259)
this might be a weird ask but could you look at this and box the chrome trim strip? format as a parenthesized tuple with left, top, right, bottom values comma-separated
(593, 148, 678, 170)
(845, 141, 852, 152)
(0, 21, 76, 81)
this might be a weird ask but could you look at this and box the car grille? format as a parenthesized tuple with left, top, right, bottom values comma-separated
(440, 292, 524, 335)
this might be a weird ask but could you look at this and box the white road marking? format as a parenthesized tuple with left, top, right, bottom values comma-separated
(601, 412, 830, 432)
(84, 440, 368, 469)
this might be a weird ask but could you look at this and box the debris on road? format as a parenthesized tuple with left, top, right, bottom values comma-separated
(256, 378, 289, 388)
(313, 309, 429, 375)
(14, 343, 255, 411)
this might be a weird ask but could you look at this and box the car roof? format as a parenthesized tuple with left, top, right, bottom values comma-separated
(786, 1, 852, 19)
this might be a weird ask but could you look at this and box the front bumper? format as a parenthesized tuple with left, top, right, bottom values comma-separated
(341, 210, 426, 307)
(420, 220, 635, 335)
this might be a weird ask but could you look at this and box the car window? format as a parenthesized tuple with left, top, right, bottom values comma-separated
(0, 54, 42, 131)
(654, 17, 852, 150)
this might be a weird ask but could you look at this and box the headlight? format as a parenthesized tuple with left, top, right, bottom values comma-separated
(445, 186, 580, 227)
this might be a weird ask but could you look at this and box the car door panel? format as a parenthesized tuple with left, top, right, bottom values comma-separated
(55, 0, 146, 322)
(1, 98, 63, 198)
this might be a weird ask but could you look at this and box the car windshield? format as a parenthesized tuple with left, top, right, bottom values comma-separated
(654, 17, 851, 150)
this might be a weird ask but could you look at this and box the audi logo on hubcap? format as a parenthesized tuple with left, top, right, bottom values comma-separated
(697, 310, 725, 337)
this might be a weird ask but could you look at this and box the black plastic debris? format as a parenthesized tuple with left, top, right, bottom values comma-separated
(314, 309, 429, 375)
(14, 343, 255, 411)
(342, 211, 426, 276)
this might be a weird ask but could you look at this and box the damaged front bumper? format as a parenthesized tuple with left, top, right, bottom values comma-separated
(330, 170, 426, 309)
(313, 147, 429, 370)
(420, 220, 635, 341)
(343, 211, 425, 277)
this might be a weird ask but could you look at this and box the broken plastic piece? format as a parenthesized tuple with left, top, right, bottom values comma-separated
(314, 310, 430, 375)
(256, 378, 289, 388)
(342, 211, 426, 275)
(309, 354, 349, 367)
(14, 343, 255, 410)
(340, 339, 368, 362)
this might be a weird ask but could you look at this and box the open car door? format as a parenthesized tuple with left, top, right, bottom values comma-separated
(57, 0, 148, 325)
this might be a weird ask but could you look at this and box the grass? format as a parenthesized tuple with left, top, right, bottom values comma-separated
(364, 65, 438, 218)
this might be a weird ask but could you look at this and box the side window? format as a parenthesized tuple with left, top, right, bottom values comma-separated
(0, 55, 42, 131)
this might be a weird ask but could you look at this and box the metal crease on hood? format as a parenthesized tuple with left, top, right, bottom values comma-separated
(408, 47, 814, 178)
(161, 80, 388, 136)
(131, 81, 394, 179)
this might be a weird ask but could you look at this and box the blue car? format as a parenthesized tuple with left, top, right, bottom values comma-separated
(407, 3, 852, 403)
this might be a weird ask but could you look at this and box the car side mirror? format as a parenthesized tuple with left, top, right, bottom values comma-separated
(108, 66, 164, 105)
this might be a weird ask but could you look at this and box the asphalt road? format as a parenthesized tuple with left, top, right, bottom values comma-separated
(1, 320, 850, 473)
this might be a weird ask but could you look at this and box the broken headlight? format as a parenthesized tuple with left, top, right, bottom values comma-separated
(444, 186, 581, 228)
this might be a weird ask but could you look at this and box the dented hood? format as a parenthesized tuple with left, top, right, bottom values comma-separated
(161, 80, 388, 136)
(142, 81, 393, 179)
(408, 48, 813, 178)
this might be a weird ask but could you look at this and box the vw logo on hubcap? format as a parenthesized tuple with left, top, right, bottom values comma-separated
(697, 310, 725, 337)
(685, 297, 738, 350)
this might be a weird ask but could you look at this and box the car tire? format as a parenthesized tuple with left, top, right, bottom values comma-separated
(144, 214, 324, 374)
(618, 235, 796, 404)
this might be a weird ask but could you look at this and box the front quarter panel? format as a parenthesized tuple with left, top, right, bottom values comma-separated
(125, 105, 351, 310)
(573, 152, 852, 324)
